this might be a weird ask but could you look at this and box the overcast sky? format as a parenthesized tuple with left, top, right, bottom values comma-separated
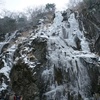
(3, 0, 69, 12)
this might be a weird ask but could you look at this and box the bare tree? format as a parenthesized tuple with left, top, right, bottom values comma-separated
(45, 3, 56, 12)
(0, 9, 14, 17)
(26, 6, 44, 19)
(26, 6, 45, 26)
(0, 0, 5, 16)
(68, 0, 83, 8)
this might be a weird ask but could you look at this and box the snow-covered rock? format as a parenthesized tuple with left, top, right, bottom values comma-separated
(0, 10, 100, 100)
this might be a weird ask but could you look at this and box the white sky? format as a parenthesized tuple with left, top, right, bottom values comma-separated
(3, 0, 69, 12)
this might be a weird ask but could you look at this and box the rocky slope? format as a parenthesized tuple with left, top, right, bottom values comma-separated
(0, 9, 100, 100)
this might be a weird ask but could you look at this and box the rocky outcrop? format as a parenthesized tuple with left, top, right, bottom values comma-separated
(0, 8, 100, 100)
(9, 36, 47, 100)
(79, 4, 100, 55)
(80, 57, 100, 94)
(10, 61, 39, 100)
(9, 11, 100, 100)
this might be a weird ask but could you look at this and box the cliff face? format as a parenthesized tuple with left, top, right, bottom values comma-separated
(79, 3, 100, 55)
(0, 8, 100, 100)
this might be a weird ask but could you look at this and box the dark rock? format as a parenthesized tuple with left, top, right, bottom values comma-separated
(10, 61, 39, 100)
(80, 58, 100, 95)
(1, 43, 9, 53)
(74, 36, 81, 50)
(0, 59, 4, 69)
(80, 6, 100, 54)
(62, 11, 68, 21)
(31, 37, 47, 63)
(95, 35, 100, 55)
(54, 67, 63, 85)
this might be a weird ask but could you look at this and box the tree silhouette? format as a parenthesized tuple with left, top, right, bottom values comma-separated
(45, 3, 56, 12)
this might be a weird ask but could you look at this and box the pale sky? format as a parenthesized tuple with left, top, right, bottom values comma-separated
(3, 0, 69, 12)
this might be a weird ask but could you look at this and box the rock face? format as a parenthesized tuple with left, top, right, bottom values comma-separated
(0, 9, 100, 100)
(10, 36, 47, 100)
(79, 4, 100, 55)
(10, 61, 39, 100)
